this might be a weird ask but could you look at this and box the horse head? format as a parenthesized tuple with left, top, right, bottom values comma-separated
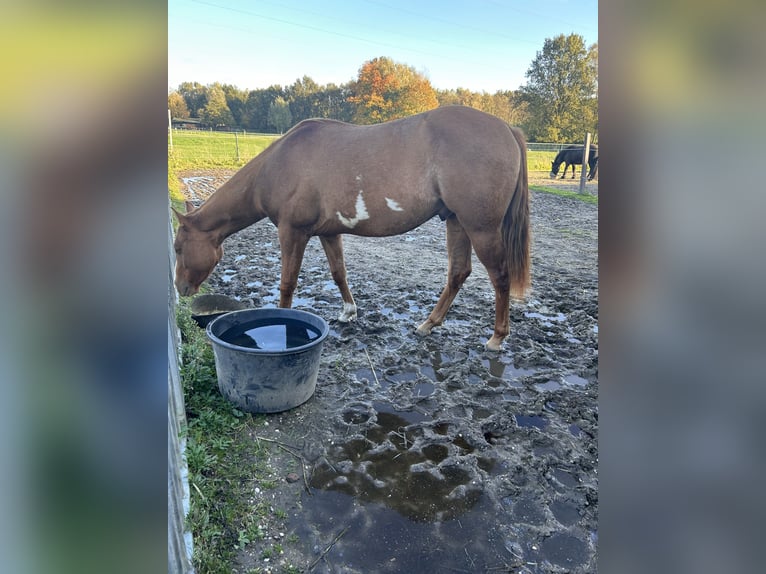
(172, 201, 223, 296)
(550, 159, 560, 179)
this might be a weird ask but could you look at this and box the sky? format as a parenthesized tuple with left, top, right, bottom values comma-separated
(169, 0, 597, 94)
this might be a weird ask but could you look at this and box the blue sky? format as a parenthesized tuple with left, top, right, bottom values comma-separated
(169, 0, 597, 94)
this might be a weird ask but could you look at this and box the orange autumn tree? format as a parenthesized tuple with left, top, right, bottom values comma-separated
(348, 57, 439, 124)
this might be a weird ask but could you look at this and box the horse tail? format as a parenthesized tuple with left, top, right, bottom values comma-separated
(505, 126, 531, 299)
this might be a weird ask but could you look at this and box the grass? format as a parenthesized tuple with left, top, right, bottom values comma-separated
(527, 150, 556, 172)
(169, 130, 278, 171)
(176, 302, 301, 573)
(530, 184, 598, 204)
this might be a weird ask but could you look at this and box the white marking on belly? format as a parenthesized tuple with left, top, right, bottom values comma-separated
(337, 190, 370, 229)
(385, 197, 404, 212)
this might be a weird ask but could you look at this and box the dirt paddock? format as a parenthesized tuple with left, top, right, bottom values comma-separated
(180, 170, 598, 573)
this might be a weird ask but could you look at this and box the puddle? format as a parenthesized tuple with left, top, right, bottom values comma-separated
(535, 379, 562, 392)
(308, 401, 484, 524)
(524, 310, 568, 324)
(480, 356, 536, 382)
(510, 494, 546, 525)
(551, 499, 582, 526)
(290, 494, 515, 572)
(541, 532, 589, 568)
(419, 364, 447, 382)
(260, 287, 315, 308)
(383, 369, 418, 388)
(298, 397, 517, 570)
(220, 270, 236, 283)
(380, 306, 411, 320)
(413, 381, 435, 397)
(552, 467, 580, 488)
(563, 374, 589, 387)
(353, 367, 376, 383)
(515, 414, 548, 429)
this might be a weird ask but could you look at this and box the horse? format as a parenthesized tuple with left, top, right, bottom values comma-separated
(173, 106, 530, 350)
(550, 144, 598, 180)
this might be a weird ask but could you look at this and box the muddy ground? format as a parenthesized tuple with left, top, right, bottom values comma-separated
(180, 170, 598, 573)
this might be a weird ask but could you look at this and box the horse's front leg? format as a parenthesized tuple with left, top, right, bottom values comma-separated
(277, 226, 310, 309)
(319, 235, 357, 322)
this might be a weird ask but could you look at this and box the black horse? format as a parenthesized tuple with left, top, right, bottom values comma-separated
(550, 145, 598, 180)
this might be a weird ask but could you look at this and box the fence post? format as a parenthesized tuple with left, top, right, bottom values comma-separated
(235, 132, 240, 162)
(579, 132, 591, 194)
(168, 109, 173, 153)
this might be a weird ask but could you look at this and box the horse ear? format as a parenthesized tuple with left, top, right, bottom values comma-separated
(185, 200, 195, 214)
(171, 206, 190, 226)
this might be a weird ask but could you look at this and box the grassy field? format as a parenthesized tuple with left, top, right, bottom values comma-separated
(527, 150, 556, 173)
(169, 130, 557, 171)
(169, 130, 278, 171)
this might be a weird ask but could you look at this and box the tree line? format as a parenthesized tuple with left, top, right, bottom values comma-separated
(168, 34, 597, 143)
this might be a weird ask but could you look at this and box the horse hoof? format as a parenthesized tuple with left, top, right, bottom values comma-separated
(415, 322, 433, 336)
(485, 337, 503, 351)
(337, 302, 357, 323)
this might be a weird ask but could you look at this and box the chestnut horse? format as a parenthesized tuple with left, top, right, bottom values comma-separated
(173, 106, 530, 350)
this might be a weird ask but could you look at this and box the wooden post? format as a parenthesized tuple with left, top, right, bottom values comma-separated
(235, 132, 240, 161)
(168, 109, 173, 153)
(579, 132, 591, 194)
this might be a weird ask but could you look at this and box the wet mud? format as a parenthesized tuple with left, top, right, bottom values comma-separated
(180, 171, 598, 573)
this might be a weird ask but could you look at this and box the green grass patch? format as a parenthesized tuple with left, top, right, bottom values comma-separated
(176, 301, 297, 573)
(527, 150, 556, 172)
(169, 130, 278, 171)
(169, 169, 184, 208)
(530, 185, 598, 204)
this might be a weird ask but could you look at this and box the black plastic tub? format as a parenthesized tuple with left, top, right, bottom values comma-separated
(206, 308, 329, 413)
(190, 294, 248, 328)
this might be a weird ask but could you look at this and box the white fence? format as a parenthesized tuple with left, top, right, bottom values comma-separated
(168, 207, 194, 574)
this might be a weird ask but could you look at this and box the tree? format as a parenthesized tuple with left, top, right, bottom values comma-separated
(435, 88, 528, 128)
(267, 97, 292, 133)
(200, 85, 234, 129)
(168, 91, 190, 119)
(316, 83, 355, 122)
(176, 81, 208, 117)
(519, 34, 598, 142)
(286, 76, 321, 124)
(221, 84, 248, 128)
(348, 57, 438, 124)
(243, 85, 284, 132)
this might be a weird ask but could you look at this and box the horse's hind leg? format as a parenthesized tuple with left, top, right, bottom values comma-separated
(469, 231, 512, 351)
(319, 235, 357, 322)
(416, 216, 472, 337)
